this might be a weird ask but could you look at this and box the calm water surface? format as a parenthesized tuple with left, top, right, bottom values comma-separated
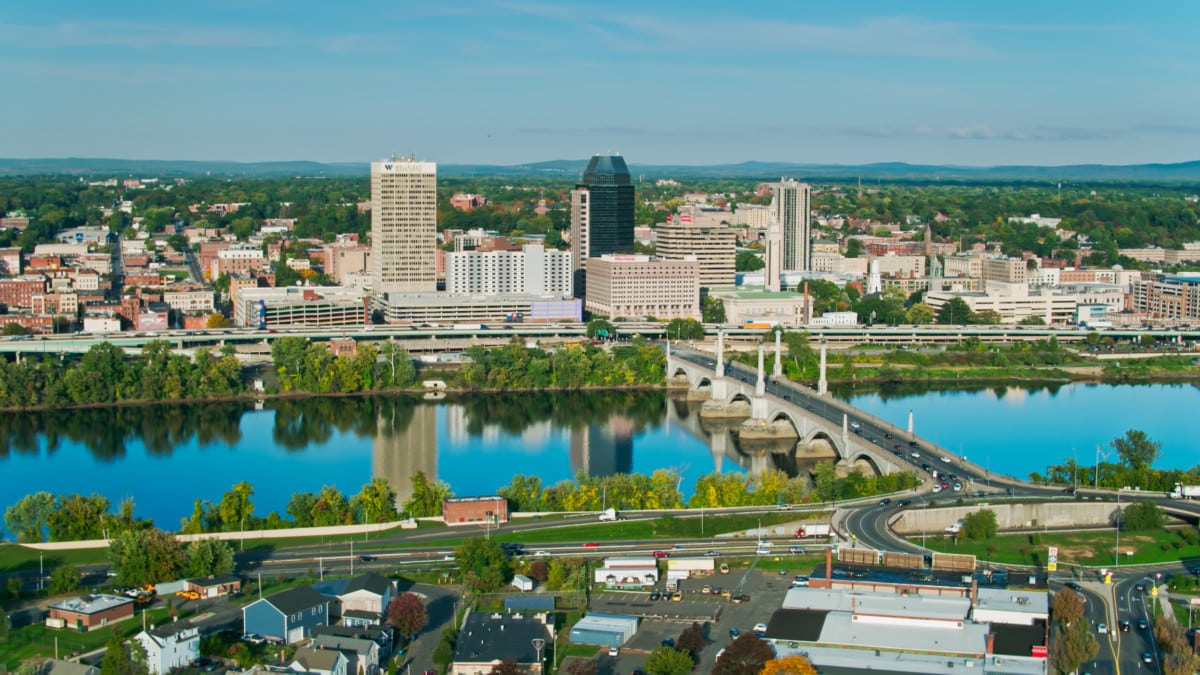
(2, 383, 1196, 529)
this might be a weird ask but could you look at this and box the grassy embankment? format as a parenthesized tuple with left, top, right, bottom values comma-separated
(917, 527, 1200, 568)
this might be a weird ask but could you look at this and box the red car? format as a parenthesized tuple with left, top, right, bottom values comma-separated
(653, 550, 669, 558)
(583, 542, 599, 548)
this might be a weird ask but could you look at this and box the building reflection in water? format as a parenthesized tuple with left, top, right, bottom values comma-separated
(569, 416, 633, 478)
(372, 402, 437, 509)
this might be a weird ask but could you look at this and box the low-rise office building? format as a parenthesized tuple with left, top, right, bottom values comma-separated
(584, 254, 700, 321)
(442, 496, 508, 527)
(48, 594, 134, 631)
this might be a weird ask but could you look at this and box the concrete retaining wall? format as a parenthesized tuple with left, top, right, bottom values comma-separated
(893, 501, 1126, 533)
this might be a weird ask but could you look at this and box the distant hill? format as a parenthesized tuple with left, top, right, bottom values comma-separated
(2, 156, 1200, 184)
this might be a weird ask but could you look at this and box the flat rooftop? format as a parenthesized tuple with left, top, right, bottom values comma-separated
(783, 587, 971, 622)
(819, 612, 988, 656)
(50, 594, 132, 615)
(973, 588, 1049, 619)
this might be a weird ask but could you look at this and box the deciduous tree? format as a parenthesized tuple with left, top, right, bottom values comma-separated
(352, 478, 398, 524)
(1112, 429, 1160, 473)
(184, 538, 235, 578)
(1050, 588, 1084, 626)
(676, 621, 706, 658)
(455, 537, 512, 594)
(961, 509, 998, 540)
(50, 564, 82, 594)
(1048, 618, 1097, 675)
(403, 471, 452, 518)
(108, 528, 185, 586)
(4, 491, 56, 542)
(761, 655, 818, 675)
(643, 645, 694, 675)
(713, 632, 775, 675)
(386, 593, 429, 638)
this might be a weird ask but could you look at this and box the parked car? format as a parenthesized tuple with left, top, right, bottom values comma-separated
(753, 623, 768, 636)
(661, 638, 675, 648)
(649, 591, 661, 601)
(608, 646, 619, 657)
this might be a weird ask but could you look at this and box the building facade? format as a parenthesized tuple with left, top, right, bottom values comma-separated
(445, 245, 572, 296)
(583, 255, 700, 321)
(135, 623, 200, 675)
(48, 594, 134, 631)
(569, 154, 634, 296)
(234, 286, 367, 328)
(442, 496, 509, 527)
(371, 158, 438, 296)
(1132, 273, 1200, 320)
(771, 179, 812, 271)
(654, 222, 735, 289)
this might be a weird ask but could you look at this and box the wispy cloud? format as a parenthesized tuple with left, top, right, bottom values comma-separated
(493, 3, 1001, 60)
(839, 124, 1200, 142)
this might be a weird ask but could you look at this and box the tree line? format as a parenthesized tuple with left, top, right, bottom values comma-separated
(1032, 429, 1199, 493)
(459, 341, 665, 389)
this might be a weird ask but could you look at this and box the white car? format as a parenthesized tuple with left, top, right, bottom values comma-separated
(940, 456, 952, 463)
(753, 623, 768, 635)
(1097, 623, 1108, 635)
(608, 646, 619, 657)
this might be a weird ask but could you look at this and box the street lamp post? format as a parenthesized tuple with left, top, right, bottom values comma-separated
(1114, 490, 1121, 567)
(532, 638, 546, 673)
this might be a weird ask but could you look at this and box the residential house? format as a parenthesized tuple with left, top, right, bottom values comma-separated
(185, 574, 242, 599)
(38, 660, 99, 675)
(311, 634, 380, 675)
(135, 621, 200, 674)
(242, 586, 332, 644)
(287, 647, 347, 675)
(338, 573, 395, 628)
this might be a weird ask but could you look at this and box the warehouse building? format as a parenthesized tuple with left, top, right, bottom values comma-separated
(568, 613, 639, 648)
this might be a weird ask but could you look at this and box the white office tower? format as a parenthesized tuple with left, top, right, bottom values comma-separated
(867, 258, 882, 295)
(371, 157, 438, 296)
(771, 178, 812, 271)
(764, 221, 784, 292)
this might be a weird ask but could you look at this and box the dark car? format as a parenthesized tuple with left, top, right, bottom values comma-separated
(884, 432, 893, 439)
(1137, 618, 1149, 630)
(909, 440, 919, 448)
(661, 638, 675, 648)
(878, 498, 891, 506)
(1064, 582, 1082, 591)
(649, 591, 661, 601)
(1134, 583, 1146, 592)
(1142, 652, 1154, 664)
(1119, 620, 1131, 632)
(359, 555, 375, 562)
(729, 628, 740, 638)
(896, 499, 911, 508)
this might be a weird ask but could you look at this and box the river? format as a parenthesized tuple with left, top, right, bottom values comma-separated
(1, 383, 1197, 531)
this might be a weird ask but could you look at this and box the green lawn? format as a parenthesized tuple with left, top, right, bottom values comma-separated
(496, 512, 820, 545)
(915, 527, 1200, 567)
(2, 604, 178, 670)
(0, 545, 109, 574)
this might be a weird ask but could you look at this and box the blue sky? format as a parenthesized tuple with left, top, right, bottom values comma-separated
(3, 1, 1198, 166)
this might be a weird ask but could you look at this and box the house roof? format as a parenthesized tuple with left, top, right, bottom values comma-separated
(342, 572, 391, 597)
(264, 585, 330, 614)
(41, 659, 98, 675)
(342, 610, 381, 621)
(313, 624, 388, 644)
(291, 647, 344, 673)
(186, 574, 240, 587)
(452, 612, 551, 666)
(312, 634, 377, 655)
(991, 620, 1048, 657)
(145, 620, 198, 640)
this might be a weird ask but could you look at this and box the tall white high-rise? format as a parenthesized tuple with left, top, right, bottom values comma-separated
(371, 158, 438, 296)
(771, 178, 812, 271)
(764, 221, 783, 292)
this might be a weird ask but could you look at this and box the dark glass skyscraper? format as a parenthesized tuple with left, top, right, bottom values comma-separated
(570, 154, 634, 296)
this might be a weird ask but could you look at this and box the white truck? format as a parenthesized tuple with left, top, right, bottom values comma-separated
(452, 323, 486, 331)
(794, 524, 831, 538)
(1169, 484, 1200, 499)
(598, 508, 620, 521)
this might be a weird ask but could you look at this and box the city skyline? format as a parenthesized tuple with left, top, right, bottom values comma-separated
(3, 1, 1198, 167)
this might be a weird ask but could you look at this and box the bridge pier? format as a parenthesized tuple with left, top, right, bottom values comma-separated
(817, 337, 828, 395)
(773, 331, 782, 378)
(715, 331, 725, 378)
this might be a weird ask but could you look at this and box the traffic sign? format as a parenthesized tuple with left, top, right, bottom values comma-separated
(1047, 546, 1058, 572)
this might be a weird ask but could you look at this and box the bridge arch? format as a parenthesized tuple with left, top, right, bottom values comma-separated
(848, 452, 885, 476)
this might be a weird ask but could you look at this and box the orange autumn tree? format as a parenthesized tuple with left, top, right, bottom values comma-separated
(760, 655, 818, 675)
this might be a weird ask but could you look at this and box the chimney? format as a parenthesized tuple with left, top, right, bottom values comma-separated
(986, 633, 995, 654)
(971, 579, 978, 606)
(825, 547, 833, 582)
